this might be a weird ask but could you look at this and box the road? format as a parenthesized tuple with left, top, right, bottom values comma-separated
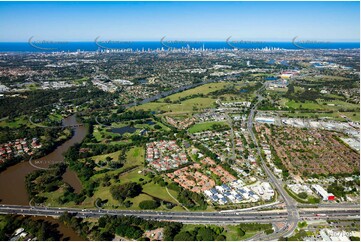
(246, 83, 300, 240)
(0, 204, 358, 225)
(225, 111, 236, 161)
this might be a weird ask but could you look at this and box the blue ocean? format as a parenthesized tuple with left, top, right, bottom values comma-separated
(0, 41, 359, 52)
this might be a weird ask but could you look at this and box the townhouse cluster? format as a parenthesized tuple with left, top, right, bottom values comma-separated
(146, 140, 188, 171)
(219, 101, 251, 108)
(193, 112, 227, 122)
(0, 138, 42, 163)
(167, 163, 215, 193)
(204, 180, 275, 205)
(209, 165, 237, 184)
(165, 116, 195, 129)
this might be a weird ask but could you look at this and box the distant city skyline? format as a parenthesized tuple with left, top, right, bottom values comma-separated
(0, 1, 359, 42)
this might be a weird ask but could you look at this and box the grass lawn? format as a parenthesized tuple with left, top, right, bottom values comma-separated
(126, 146, 144, 165)
(118, 168, 147, 184)
(286, 100, 323, 110)
(219, 93, 255, 102)
(0, 116, 32, 128)
(282, 98, 359, 113)
(340, 112, 360, 122)
(48, 113, 63, 122)
(86, 184, 120, 209)
(142, 182, 176, 203)
(188, 121, 229, 134)
(154, 121, 172, 131)
(134, 120, 171, 132)
(159, 82, 228, 102)
(91, 146, 145, 179)
(42, 188, 78, 208)
(89, 150, 121, 163)
(128, 193, 153, 208)
(83, 150, 122, 171)
(92, 125, 103, 141)
(225, 225, 258, 241)
(131, 97, 216, 112)
(317, 99, 359, 111)
(93, 125, 121, 142)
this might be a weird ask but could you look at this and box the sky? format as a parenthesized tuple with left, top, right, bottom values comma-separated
(0, 1, 359, 42)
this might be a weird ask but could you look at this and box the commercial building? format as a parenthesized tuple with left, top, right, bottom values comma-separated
(311, 184, 335, 201)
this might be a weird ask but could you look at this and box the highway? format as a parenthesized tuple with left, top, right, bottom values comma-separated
(0, 204, 359, 225)
(246, 83, 300, 240)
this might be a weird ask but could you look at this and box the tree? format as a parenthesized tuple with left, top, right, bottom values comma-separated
(139, 200, 160, 209)
(115, 224, 143, 239)
(174, 231, 195, 241)
(215, 234, 226, 241)
(196, 227, 216, 241)
(110, 182, 142, 202)
(298, 192, 308, 199)
(163, 223, 183, 241)
(237, 228, 245, 237)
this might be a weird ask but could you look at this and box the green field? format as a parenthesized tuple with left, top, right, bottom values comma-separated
(283, 98, 359, 112)
(188, 121, 229, 134)
(0, 116, 32, 128)
(92, 125, 121, 142)
(131, 97, 217, 113)
(341, 112, 360, 122)
(159, 82, 228, 102)
(285, 100, 323, 110)
(142, 182, 179, 204)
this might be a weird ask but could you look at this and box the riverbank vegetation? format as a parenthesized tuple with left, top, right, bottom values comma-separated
(0, 215, 63, 241)
(58, 212, 273, 241)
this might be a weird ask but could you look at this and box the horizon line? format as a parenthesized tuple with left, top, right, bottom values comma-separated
(1, 40, 360, 43)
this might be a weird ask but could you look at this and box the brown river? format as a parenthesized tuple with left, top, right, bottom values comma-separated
(0, 114, 87, 205)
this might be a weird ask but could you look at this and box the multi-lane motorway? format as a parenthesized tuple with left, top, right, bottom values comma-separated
(0, 204, 359, 224)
